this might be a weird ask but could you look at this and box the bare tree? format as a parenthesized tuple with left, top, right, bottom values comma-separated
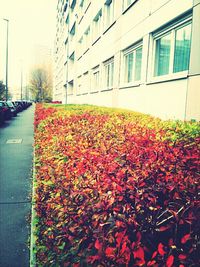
(29, 67, 52, 102)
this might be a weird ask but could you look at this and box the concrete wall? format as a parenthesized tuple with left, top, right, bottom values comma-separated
(186, 0, 200, 121)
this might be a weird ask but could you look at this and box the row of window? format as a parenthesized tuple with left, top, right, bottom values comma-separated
(75, 57, 114, 95)
(68, 16, 192, 96)
(68, 0, 137, 59)
(70, 0, 136, 15)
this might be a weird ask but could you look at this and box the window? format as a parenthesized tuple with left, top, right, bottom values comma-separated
(65, 14, 69, 24)
(154, 20, 192, 77)
(68, 80, 74, 95)
(123, 0, 136, 11)
(79, 0, 84, 7)
(77, 76, 82, 95)
(70, 23, 76, 35)
(70, 23, 76, 41)
(173, 24, 191, 72)
(84, 72, 90, 93)
(69, 52, 75, 71)
(71, 0, 76, 9)
(69, 52, 75, 61)
(93, 9, 102, 42)
(84, 27, 90, 52)
(80, 0, 90, 11)
(91, 66, 100, 92)
(78, 37, 83, 58)
(104, 0, 115, 29)
(103, 58, 114, 89)
(154, 33, 171, 76)
(123, 44, 142, 84)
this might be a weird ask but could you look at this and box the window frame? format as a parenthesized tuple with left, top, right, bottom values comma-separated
(121, 42, 143, 88)
(84, 26, 90, 53)
(102, 57, 114, 91)
(68, 80, 74, 95)
(150, 16, 192, 83)
(104, 0, 115, 31)
(91, 65, 100, 93)
(123, 0, 138, 13)
(92, 9, 102, 44)
(77, 75, 82, 95)
(82, 71, 90, 94)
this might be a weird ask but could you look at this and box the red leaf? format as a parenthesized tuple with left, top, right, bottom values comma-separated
(168, 238, 174, 246)
(133, 246, 145, 260)
(116, 184, 123, 192)
(116, 230, 126, 248)
(87, 255, 100, 264)
(158, 243, 166, 256)
(105, 247, 115, 258)
(181, 234, 190, 244)
(152, 251, 157, 259)
(166, 255, 174, 267)
(121, 242, 127, 254)
(95, 239, 102, 250)
(178, 254, 187, 260)
(158, 225, 171, 232)
(147, 260, 156, 266)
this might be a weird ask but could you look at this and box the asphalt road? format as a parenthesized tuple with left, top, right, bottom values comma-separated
(0, 104, 35, 267)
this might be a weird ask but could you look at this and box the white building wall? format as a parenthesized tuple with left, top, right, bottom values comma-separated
(55, 0, 199, 120)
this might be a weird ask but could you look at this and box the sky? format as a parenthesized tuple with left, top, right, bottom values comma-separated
(0, 0, 57, 93)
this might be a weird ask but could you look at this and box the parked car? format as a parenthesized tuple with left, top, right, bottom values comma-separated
(0, 101, 12, 120)
(0, 104, 4, 125)
(6, 101, 17, 116)
(14, 100, 32, 111)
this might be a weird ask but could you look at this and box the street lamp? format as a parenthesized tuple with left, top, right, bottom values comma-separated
(21, 62, 23, 100)
(3, 18, 9, 101)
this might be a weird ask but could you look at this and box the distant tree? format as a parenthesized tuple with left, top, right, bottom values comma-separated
(0, 80, 12, 100)
(0, 81, 6, 100)
(29, 68, 52, 102)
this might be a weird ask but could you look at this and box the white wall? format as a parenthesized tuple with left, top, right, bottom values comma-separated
(63, 0, 199, 120)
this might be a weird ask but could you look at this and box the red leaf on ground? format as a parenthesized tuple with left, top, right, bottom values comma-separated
(95, 239, 102, 250)
(87, 255, 100, 264)
(179, 254, 187, 260)
(158, 243, 166, 256)
(152, 251, 157, 259)
(147, 260, 156, 266)
(121, 242, 127, 254)
(105, 247, 115, 258)
(166, 255, 174, 267)
(158, 225, 171, 232)
(133, 246, 145, 260)
(181, 234, 190, 244)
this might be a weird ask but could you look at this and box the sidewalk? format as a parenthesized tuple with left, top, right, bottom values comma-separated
(0, 104, 35, 267)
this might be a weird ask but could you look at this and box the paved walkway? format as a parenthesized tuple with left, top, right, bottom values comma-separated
(0, 104, 35, 267)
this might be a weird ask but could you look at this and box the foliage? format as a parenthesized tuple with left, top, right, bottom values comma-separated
(29, 68, 52, 102)
(34, 104, 200, 267)
(0, 80, 12, 100)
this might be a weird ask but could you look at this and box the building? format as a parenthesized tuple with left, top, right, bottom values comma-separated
(54, 0, 67, 102)
(54, 0, 200, 120)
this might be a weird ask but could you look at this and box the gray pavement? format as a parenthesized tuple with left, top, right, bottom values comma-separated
(0, 104, 35, 267)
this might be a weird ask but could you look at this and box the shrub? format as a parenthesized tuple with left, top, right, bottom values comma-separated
(34, 104, 200, 267)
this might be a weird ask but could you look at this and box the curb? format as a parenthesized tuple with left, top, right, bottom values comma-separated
(30, 148, 37, 267)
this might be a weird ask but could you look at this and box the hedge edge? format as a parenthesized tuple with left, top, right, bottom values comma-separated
(30, 148, 36, 267)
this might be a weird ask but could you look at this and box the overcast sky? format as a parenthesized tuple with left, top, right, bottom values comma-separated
(0, 0, 57, 89)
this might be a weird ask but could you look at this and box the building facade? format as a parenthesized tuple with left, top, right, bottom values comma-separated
(54, 0, 200, 120)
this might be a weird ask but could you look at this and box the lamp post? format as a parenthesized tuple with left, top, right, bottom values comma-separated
(3, 18, 9, 101)
(21, 63, 23, 100)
